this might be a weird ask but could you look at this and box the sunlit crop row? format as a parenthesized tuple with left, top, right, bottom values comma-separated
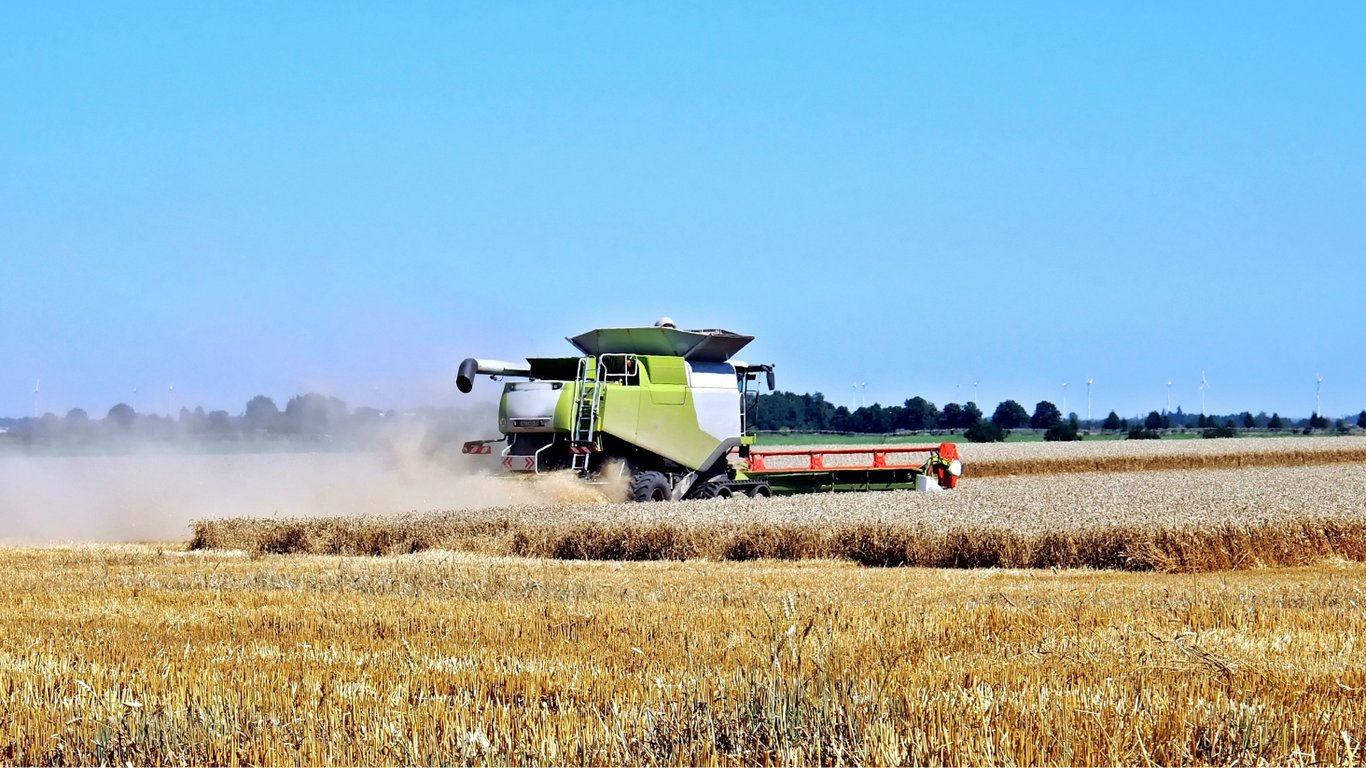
(192, 462, 1366, 570)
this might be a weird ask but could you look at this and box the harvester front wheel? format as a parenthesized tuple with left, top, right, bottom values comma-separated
(629, 471, 671, 502)
(747, 483, 773, 498)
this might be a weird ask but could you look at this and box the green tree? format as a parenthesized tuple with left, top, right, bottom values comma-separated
(962, 401, 984, 426)
(1029, 401, 1063, 429)
(244, 395, 281, 434)
(207, 410, 236, 435)
(1358, 410, 1366, 429)
(283, 393, 350, 436)
(1268, 413, 1283, 430)
(1241, 411, 1256, 429)
(898, 397, 940, 431)
(105, 403, 136, 430)
(1144, 411, 1163, 431)
(940, 402, 965, 430)
(1044, 420, 1081, 441)
(1102, 410, 1123, 431)
(965, 420, 1005, 443)
(991, 400, 1029, 429)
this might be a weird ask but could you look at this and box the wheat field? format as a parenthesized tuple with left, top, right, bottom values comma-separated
(8, 440, 1366, 765)
(1, 545, 1363, 765)
(192, 460, 1366, 571)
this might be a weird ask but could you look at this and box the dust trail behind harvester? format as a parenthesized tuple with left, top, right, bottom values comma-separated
(0, 414, 624, 545)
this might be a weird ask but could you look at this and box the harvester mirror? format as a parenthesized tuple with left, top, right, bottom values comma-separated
(766, 367, 776, 391)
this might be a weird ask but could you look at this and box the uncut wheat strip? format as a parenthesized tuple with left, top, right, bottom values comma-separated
(196, 461, 1366, 538)
(190, 463, 1366, 568)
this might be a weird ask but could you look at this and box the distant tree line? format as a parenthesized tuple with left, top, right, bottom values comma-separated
(752, 391, 1366, 442)
(0, 394, 464, 448)
(3, 390, 1364, 448)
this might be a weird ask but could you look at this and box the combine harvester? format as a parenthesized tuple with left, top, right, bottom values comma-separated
(457, 320, 962, 501)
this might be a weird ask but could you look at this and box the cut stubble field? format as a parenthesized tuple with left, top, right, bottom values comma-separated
(2, 546, 1364, 765)
(5, 437, 1366, 765)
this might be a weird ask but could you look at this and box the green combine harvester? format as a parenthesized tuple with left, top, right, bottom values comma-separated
(457, 320, 963, 501)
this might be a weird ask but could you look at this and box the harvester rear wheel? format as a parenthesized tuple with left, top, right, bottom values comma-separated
(747, 483, 773, 498)
(629, 471, 671, 502)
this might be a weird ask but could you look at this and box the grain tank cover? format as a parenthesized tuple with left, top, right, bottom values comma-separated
(567, 326, 753, 362)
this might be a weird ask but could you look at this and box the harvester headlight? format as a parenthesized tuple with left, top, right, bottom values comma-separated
(948, 459, 963, 477)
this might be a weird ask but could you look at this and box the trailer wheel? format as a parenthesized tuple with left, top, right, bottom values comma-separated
(629, 471, 671, 502)
(747, 483, 773, 498)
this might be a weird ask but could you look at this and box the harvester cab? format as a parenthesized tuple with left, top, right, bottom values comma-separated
(457, 322, 962, 501)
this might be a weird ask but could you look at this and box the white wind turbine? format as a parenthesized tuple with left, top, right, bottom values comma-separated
(851, 380, 867, 410)
(1166, 380, 1173, 415)
(1086, 378, 1094, 424)
(32, 379, 40, 418)
(1062, 382, 1069, 417)
(1315, 373, 1323, 419)
(1200, 371, 1209, 417)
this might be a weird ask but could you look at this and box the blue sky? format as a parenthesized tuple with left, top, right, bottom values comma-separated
(3, 2, 1363, 420)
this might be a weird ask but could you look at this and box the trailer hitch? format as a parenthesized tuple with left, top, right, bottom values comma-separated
(461, 437, 507, 455)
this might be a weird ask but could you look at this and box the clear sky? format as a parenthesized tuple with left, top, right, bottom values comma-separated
(3, 2, 1363, 420)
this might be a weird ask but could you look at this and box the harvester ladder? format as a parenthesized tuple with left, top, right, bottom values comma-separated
(570, 356, 604, 472)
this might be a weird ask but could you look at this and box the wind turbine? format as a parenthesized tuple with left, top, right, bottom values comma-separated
(1200, 371, 1209, 417)
(851, 380, 867, 410)
(1061, 382, 1069, 417)
(1086, 378, 1094, 423)
(1166, 380, 1173, 415)
(972, 379, 979, 405)
(32, 379, 40, 418)
(168, 384, 175, 418)
(1315, 373, 1323, 418)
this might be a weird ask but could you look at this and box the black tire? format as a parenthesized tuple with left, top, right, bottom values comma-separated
(629, 471, 671, 502)
(689, 480, 734, 500)
(689, 482, 718, 500)
(747, 483, 773, 498)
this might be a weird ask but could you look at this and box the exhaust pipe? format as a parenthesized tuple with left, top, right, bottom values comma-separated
(456, 358, 533, 393)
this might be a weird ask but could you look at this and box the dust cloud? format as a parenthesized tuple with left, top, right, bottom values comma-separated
(0, 421, 626, 544)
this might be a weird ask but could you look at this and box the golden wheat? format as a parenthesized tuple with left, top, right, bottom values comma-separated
(1, 545, 1363, 765)
(191, 462, 1366, 571)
